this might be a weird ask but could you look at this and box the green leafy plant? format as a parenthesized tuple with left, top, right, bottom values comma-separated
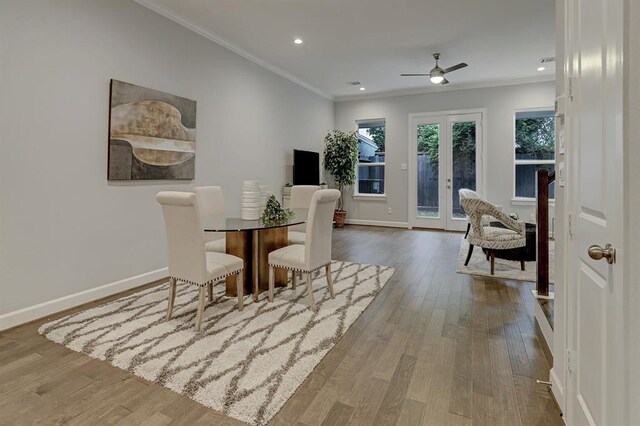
(284, 182, 293, 187)
(261, 195, 293, 225)
(323, 130, 359, 211)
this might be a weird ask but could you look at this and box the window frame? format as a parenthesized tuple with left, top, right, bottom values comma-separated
(512, 107, 556, 203)
(354, 119, 387, 199)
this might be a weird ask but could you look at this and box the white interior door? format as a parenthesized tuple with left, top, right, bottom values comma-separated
(566, 0, 626, 424)
(409, 111, 482, 231)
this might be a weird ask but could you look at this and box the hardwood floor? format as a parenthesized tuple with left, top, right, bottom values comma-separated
(0, 226, 563, 425)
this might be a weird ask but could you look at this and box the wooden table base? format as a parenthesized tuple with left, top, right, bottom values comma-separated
(225, 228, 288, 297)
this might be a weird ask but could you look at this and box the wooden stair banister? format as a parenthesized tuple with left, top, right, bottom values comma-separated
(536, 169, 555, 297)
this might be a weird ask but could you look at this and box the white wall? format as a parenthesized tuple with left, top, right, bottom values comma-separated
(0, 0, 333, 327)
(334, 81, 556, 225)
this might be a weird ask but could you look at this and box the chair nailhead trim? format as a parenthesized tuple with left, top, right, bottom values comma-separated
(171, 268, 243, 287)
(267, 262, 330, 274)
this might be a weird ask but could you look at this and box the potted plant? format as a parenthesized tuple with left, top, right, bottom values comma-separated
(323, 130, 359, 228)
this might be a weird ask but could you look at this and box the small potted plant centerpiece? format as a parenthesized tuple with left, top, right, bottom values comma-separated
(323, 130, 359, 228)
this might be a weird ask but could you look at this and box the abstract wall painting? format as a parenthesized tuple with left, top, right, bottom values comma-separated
(108, 80, 196, 180)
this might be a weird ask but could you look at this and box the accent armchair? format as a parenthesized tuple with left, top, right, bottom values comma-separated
(459, 188, 526, 275)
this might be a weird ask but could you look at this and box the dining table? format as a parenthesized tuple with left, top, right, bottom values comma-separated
(201, 208, 308, 299)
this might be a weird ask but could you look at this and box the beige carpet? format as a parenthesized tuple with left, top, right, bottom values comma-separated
(456, 238, 555, 282)
(39, 261, 394, 426)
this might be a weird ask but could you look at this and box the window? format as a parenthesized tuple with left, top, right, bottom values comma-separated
(355, 120, 385, 196)
(514, 110, 555, 199)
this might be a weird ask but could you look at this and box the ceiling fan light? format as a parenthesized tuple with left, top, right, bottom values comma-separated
(430, 75, 444, 84)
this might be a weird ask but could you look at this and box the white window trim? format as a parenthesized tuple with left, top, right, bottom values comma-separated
(511, 197, 556, 207)
(513, 107, 556, 202)
(353, 194, 387, 201)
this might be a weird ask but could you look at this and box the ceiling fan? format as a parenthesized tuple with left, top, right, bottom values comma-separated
(401, 53, 468, 85)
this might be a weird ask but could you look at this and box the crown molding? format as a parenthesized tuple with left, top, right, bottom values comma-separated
(334, 75, 556, 102)
(134, 0, 334, 101)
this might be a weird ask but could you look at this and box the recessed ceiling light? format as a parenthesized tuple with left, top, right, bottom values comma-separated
(537, 66, 546, 71)
(294, 38, 303, 45)
(360, 87, 366, 91)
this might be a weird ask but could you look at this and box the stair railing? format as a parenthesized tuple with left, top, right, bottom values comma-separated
(536, 168, 555, 297)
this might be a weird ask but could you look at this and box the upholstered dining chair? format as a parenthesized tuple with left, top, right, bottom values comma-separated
(459, 188, 526, 275)
(157, 191, 244, 332)
(267, 189, 340, 311)
(193, 186, 226, 253)
(287, 185, 320, 245)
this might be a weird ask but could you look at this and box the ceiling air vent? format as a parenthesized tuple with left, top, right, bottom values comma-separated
(347, 81, 361, 86)
(541, 56, 556, 63)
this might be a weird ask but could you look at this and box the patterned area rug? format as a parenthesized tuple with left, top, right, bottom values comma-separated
(39, 261, 394, 426)
(456, 238, 555, 282)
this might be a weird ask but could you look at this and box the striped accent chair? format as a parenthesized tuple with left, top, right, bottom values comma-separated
(459, 189, 526, 275)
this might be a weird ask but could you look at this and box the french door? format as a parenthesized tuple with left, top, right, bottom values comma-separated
(408, 111, 483, 231)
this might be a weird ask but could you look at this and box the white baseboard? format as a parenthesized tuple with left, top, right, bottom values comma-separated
(534, 298, 554, 356)
(344, 219, 409, 228)
(550, 367, 566, 419)
(0, 267, 168, 331)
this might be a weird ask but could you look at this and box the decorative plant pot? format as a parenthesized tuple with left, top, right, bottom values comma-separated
(333, 210, 346, 228)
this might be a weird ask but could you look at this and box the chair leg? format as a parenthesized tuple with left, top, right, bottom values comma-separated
(325, 264, 335, 299)
(305, 272, 317, 312)
(464, 223, 471, 239)
(464, 244, 475, 266)
(291, 270, 297, 290)
(236, 271, 244, 311)
(208, 282, 213, 302)
(195, 286, 207, 332)
(268, 265, 275, 302)
(490, 251, 496, 275)
(166, 278, 177, 320)
(520, 260, 525, 271)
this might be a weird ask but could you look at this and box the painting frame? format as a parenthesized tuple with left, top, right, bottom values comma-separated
(108, 79, 197, 180)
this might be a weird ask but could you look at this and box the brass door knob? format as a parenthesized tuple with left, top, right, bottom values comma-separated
(588, 243, 616, 264)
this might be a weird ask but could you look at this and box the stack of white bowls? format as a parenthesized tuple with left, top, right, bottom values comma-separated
(242, 180, 261, 220)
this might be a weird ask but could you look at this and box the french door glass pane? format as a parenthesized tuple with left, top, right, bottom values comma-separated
(416, 124, 440, 218)
(451, 121, 476, 218)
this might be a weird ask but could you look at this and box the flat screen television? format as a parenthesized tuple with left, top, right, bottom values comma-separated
(293, 149, 320, 185)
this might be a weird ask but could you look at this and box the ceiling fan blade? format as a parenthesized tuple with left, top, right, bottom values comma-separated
(401, 73, 430, 76)
(441, 78, 450, 85)
(443, 63, 468, 73)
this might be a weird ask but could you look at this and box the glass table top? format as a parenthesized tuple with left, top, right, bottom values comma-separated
(202, 209, 308, 232)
